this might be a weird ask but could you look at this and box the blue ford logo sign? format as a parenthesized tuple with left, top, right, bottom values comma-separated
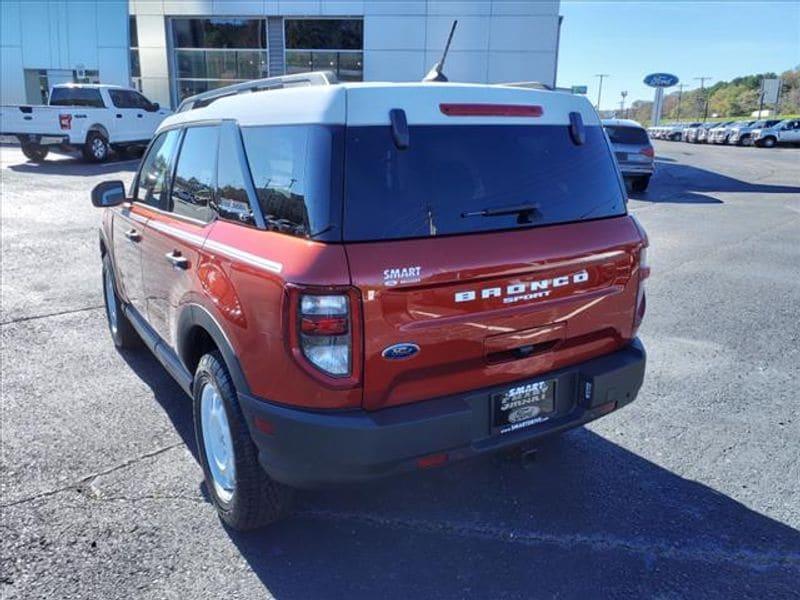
(382, 343, 420, 360)
(644, 73, 679, 88)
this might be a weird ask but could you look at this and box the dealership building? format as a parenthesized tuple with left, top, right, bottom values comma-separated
(1, 1, 561, 109)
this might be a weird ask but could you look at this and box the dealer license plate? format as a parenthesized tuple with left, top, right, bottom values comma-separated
(492, 379, 556, 434)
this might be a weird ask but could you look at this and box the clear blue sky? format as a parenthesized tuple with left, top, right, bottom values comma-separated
(557, 1, 800, 110)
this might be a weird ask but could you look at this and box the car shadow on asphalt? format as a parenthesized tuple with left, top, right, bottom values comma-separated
(629, 159, 800, 204)
(7, 155, 139, 177)
(117, 346, 198, 459)
(118, 348, 800, 598)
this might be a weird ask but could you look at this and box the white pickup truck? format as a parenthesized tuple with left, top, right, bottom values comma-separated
(0, 84, 170, 163)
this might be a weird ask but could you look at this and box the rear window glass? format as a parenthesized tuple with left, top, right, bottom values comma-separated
(343, 125, 625, 242)
(604, 125, 649, 145)
(49, 87, 104, 108)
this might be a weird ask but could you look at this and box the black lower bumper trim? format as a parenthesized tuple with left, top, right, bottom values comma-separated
(239, 339, 646, 488)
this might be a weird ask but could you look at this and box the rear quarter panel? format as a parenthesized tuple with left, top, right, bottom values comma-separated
(196, 222, 359, 409)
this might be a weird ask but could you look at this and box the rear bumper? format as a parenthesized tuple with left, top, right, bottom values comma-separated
(620, 164, 654, 176)
(239, 338, 646, 488)
(0, 133, 70, 146)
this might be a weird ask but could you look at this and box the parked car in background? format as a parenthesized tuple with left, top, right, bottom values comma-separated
(752, 119, 800, 148)
(91, 74, 649, 530)
(603, 118, 654, 191)
(0, 84, 170, 162)
(663, 123, 686, 141)
(729, 119, 780, 146)
(708, 121, 740, 144)
(696, 122, 722, 144)
(683, 122, 707, 143)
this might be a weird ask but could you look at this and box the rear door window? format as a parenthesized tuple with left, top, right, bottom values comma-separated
(604, 126, 650, 145)
(134, 129, 182, 207)
(343, 124, 625, 242)
(171, 126, 219, 223)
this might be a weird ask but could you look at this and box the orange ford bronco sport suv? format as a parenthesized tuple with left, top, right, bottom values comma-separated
(93, 72, 649, 530)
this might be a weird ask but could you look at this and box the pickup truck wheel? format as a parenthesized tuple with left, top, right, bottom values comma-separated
(21, 143, 49, 162)
(193, 352, 294, 530)
(102, 255, 139, 348)
(83, 132, 109, 163)
(760, 137, 777, 148)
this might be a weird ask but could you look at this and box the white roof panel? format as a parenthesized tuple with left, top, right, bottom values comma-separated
(159, 81, 600, 132)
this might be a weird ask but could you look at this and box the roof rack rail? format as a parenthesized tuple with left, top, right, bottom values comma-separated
(176, 71, 339, 113)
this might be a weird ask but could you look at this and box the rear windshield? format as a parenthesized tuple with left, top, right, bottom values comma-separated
(604, 125, 649, 145)
(343, 124, 625, 242)
(49, 87, 104, 108)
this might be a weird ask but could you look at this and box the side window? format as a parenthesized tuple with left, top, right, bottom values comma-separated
(171, 126, 219, 223)
(108, 89, 124, 108)
(241, 126, 312, 237)
(134, 129, 181, 207)
(214, 125, 256, 226)
(129, 91, 153, 110)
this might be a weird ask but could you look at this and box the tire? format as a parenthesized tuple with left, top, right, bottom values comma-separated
(102, 254, 140, 348)
(741, 135, 753, 147)
(193, 351, 294, 530)
(21, 143, 49, 162)
(631, 176, 650, 193)
(83, 131, 110, 163)
(761, 137, 777, 148)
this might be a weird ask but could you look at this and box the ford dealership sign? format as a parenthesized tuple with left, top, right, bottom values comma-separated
(644, 73, 679, 88)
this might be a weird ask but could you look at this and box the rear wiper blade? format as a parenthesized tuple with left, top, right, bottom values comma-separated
(461, 203, 541, 224)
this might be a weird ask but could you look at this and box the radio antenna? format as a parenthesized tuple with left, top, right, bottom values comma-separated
(423, 20, 458, 82)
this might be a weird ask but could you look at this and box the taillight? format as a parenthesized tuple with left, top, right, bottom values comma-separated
(298, 294, 351, 377)
(640, 146, 654, 158)
(59, 114, 72, 130)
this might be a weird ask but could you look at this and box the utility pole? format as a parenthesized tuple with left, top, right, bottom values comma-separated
(620, 90, 628, 118)
(694, 76, 711, 121)
(675, 84, 686, 121)
(595, 74, 609, 111)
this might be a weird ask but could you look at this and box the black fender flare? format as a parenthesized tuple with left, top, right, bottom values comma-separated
(175, 303, 252, 396)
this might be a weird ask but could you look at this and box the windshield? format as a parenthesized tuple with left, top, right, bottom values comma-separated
(604, 125, 650, 145)
(343, 124, 626, 242)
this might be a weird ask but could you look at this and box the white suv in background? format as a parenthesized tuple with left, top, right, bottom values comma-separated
(752, 119, 800, 148)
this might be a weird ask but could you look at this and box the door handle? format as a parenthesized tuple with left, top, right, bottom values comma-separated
(137, 114, 143, 118)
(165, 250, 189, 270)
(124, 228, 141, 242)
(116, 114, 122, 118)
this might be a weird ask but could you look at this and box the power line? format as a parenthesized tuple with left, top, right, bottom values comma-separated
(694, 76, 712, 121)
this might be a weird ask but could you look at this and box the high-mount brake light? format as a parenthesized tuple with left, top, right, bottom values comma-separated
(298, 294, 351, 376)
(439, 103, 543, 117)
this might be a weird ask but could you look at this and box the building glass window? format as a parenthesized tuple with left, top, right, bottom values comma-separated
(285, 19, 363, 82)
(171, 18, 268, 102)
(130, 16, 141, 91)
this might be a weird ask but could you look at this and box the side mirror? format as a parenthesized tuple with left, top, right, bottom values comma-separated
(91, 180, 126, 207)
(150, 102, 160, 112)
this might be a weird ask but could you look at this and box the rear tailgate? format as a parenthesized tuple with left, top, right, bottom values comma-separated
(0, 105, 65, 136)
(340, 84, 645, 411)
(346, 217, 643, 410)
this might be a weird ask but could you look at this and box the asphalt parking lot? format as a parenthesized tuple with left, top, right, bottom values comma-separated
(2, 140, 799, 599)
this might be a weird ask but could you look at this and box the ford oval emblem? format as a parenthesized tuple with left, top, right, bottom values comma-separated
(643, 73, 679, 88)
(382, 343, 420, 360)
